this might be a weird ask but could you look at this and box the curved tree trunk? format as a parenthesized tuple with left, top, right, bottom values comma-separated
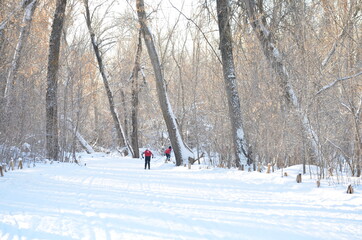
(136, 0, 194, 166)
(216, 0, 252, 167)
(46, 0, 67, 161)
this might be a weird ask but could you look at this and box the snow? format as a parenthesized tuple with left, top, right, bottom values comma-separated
(165, 91, 194, 163)
(1, 153, 361, 240)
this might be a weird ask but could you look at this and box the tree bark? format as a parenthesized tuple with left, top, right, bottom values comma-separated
(83, 0, 134, 157)
(136, 0, 194, 166)
(216, 0, 251, 167)
(130, 31, 142, 159)
(46, 0, 67, 161)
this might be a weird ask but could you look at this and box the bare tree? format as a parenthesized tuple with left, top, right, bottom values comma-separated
(46, 0, 67, 161)
(4, 0, 37, 112)
(83, 0, 134, 157)
(242, 0, 321, 164)
(129, 31, 143, 158)
(216, 0, 252, 167)
(136, 0, 194, 166)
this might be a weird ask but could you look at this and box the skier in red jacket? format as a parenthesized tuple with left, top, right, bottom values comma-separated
(164, 146, 172, 162)
(142, 148, 154, 169)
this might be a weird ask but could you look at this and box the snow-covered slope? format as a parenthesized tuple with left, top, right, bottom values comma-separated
(0, 153, 361, 240)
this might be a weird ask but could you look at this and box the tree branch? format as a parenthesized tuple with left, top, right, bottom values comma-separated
(316, 71, 362, 95)
(169, 0, 222, 65)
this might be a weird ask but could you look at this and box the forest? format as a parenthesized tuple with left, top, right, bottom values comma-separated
(0, 0, 361, 178)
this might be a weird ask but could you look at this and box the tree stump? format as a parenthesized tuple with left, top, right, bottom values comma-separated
(316, 180, 320, 188)
(257, 162, 262, 172)
(266, 163, 271, 174)
(346, 184, 354, 194)
(18, 159, 23, 169)
(239, 165, 244, 171)
(296, 173, 302, 183)
(9, 160, 14, 171)
(328, 167, 333, 176)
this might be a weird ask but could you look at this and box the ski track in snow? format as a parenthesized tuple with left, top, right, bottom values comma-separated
(0, 153, 361, 240)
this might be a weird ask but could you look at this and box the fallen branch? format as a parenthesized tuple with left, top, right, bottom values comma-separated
(65, 118, 95, 154)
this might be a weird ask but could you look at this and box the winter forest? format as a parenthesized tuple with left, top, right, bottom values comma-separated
(0, 0, 361, 177)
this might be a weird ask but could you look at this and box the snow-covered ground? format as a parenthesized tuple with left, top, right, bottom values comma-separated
(0, 153, 361, 240)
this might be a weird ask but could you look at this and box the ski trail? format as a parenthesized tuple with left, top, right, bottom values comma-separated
(0, 154, 361, 240)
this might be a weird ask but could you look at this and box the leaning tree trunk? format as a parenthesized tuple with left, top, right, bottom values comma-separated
(4, 0, 37, 112)
(46, 0, 67, 161)
(83, 0, 134, 157)
(0, 0, 29, 38)
(216, 0, 252, 167)
(130, 31, 143, 159)
(1, 0, 36, 131)
(244, 0, 321, 163)
(136, 0, 194, 166)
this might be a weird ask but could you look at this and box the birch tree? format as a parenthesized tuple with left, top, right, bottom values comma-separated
(216, 0, 252, 167)
(46, 0, 67, 161)
(136, 0, 194, 166)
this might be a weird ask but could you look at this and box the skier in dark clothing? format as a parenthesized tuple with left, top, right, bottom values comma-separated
(164, 146, 172, 163)
(142, 148, 154, 169)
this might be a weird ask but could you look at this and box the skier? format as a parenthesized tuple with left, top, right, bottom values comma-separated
(164, 146, 172, 163)
(142, 148, 154, 169)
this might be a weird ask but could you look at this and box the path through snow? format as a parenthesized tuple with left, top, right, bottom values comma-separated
(0, 153, 361, 240)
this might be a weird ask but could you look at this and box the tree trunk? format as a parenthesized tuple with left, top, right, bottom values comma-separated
(216, 0, 252, 167)
(136, 0, 194, 166)
(244, 0, 321, 163)
(83, 0, 134, 157)
(46, 0, 67, 161)
(1, 0, 36, 134)
(0, 0, 28, 38)
(130, 31, 142, 159)
(4, 0, 37, 111)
